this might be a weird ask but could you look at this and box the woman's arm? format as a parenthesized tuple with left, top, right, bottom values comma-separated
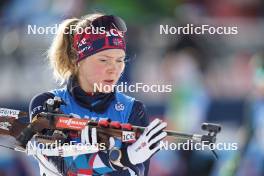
(30, 93, 114, 175)
(128, 100, 150, 176)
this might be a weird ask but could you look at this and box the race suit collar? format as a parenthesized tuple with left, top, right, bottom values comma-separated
(67, 75, 115, 114)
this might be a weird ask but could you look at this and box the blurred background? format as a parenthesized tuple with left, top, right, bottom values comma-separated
(0, 0, 264, 175)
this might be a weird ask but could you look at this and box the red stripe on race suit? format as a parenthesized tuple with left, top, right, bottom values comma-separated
(67, 153, 98, 176)
(67, 171, 77, 176)
(68, 169, 93, 176)
(89, 153, 97, 167)
(78, 169, 93, 175)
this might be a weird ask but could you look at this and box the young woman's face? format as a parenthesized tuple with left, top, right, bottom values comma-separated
(78, 49, 126, 93)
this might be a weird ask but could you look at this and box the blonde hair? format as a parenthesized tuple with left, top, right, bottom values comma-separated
(48, 13, 104, 84)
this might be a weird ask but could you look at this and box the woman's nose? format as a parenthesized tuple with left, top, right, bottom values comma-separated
(106, 61, 118, 72)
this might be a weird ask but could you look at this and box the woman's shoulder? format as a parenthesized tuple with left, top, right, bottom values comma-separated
(128, 99, 149, 126)
(115, 91, 134, 102)
(115, 92, 149, 125)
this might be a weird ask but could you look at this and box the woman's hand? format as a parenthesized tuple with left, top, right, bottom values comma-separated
(81, 126, 97, 145)
(126, 118, 167, 165)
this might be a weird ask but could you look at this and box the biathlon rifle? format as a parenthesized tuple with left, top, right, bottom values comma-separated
(0, 97, 221, 158)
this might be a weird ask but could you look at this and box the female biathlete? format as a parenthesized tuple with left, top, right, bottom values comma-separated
(29, 14, 167, 176)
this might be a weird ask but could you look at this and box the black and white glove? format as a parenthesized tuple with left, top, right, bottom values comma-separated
(108, 119, 167, 175)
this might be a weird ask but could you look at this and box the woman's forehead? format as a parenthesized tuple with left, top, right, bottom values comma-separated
(95, 49, 125, 58)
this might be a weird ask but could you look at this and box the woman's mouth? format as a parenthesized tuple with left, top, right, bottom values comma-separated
(103, 80, 115, 85)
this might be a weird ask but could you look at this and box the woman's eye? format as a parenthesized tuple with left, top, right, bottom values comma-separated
(99, 58, 107, 62)
(116, 59, 125, 63)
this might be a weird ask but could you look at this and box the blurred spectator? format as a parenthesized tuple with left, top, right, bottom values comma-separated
(151, 37, 212, 176)
(235, 52, 264, 176)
